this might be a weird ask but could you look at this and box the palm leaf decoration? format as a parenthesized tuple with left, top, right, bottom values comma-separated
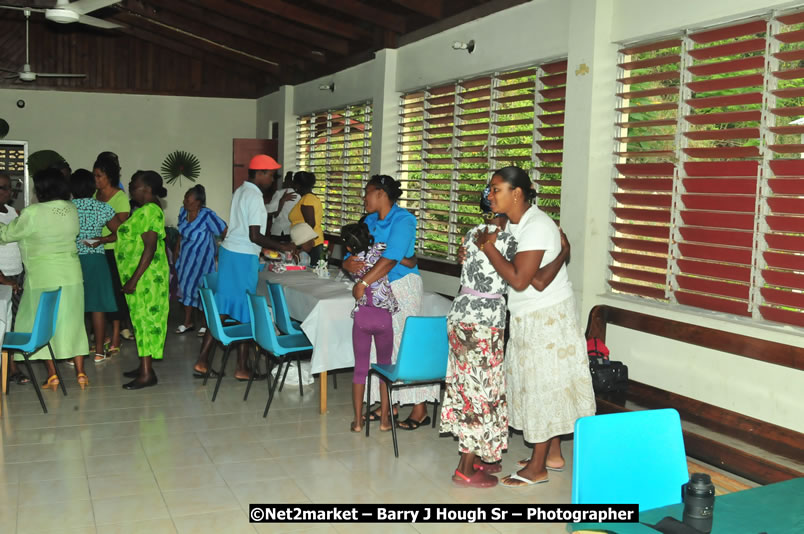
(161, 150, 200, 186)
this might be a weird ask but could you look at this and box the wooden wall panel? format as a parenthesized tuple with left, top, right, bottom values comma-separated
(0, 13, 260, 98)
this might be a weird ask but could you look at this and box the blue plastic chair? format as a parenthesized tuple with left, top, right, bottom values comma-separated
(3, 288, 65, 413)
(198, 287, 254, 402)
(572, 408, 689, 511)
(366, 315, 448, 457)
(247, 292, 313, 418)
(265, 281, 304, 336)
(201, 272, 218, 291)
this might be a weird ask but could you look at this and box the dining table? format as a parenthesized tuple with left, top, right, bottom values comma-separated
(0, 284, 14, 417)
(258, 267, 452, 414)
(570, 476, 804, 533)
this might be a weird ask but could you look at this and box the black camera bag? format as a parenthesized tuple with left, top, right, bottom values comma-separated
(587, 338, 629, 394)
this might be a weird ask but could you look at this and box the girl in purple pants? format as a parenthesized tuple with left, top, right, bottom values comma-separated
(341, 222, 399, 433)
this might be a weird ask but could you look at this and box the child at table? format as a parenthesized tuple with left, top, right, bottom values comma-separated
(341, 221, 399, 433)
(289, 222, 317, 266)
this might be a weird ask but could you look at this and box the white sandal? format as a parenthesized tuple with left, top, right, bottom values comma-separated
(197, 327, 207, 337)
(175, 325, 194, 334)
(501, 473, 549, 487)
(93, 352, 109, 363)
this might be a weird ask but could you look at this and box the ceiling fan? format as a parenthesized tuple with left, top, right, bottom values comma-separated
(0, 9, 86, 82)
(0, 0, 123, 30)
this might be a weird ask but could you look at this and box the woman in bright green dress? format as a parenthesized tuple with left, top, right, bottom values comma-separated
(115, 170, 169, 390)
(0, 169, 90, 389)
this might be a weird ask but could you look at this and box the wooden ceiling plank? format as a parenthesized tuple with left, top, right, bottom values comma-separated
(119, 1, 291, 70)
(111, 12, 277, 77)
(311, 0, 407, 33)
(236, 0, 371, 40)
(146, 0, 327, 64)
(193, 0, 349, 55)
(392, 0, 444, 19)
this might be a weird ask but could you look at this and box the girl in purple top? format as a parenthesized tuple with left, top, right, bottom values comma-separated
(341, 222, 399, 433)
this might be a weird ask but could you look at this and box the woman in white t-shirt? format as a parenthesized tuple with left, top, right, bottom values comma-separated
(475, 166, 595, 487)
(0, 173, 27, 384)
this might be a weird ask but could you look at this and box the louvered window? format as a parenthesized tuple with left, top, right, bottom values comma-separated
(609, 10, 804, 330)
(397, 61, 567, 261)
(296, 102, 372, 233)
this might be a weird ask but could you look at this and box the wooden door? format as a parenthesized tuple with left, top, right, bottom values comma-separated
(232, 138, 278, 192)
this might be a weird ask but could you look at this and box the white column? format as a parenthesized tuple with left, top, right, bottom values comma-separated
(369, 49, 399, 176)
(561, 0, 619, 317)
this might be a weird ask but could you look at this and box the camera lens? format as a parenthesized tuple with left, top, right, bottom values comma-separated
(682, 473, 715, 533)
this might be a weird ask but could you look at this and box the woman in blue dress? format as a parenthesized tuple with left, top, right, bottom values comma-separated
(175, 185, 227, 334)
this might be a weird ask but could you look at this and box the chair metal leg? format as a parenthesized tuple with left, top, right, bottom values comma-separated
(47, 343, 67, 396)
(387, 381, 399, 458)
(279, 354, 292, 392)
(211, 344, 231, 402)
(296, 355, 303, 396)
(22, 354, 47, 414)
(365, 371, 372, 437)
(431, 382, 442, 428)
(244, 349, 257, 402)
(203, 343, 218, 386)
(263, 358, 285, 418)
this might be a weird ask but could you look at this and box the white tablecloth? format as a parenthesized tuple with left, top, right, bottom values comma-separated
(0, 285, 12, 347)
(258, 269, 452, 374)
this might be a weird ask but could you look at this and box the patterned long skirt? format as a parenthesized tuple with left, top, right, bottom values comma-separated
(506, 295, 596, 443)
(440, 320, 508, 462)
(366, 273, 440, 405)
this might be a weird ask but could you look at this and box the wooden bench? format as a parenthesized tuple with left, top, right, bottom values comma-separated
(585, 305, 804, 485)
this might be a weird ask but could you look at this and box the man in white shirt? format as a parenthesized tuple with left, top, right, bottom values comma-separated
(193, 155, 295, 381)
(266, 171, 299, 241)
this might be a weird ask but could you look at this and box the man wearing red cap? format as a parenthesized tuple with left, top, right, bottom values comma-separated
(193, 154, 294, 379)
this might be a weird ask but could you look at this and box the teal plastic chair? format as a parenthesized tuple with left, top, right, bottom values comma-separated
(198, 287, 254, 402)
(265, 281, 303, 336)
(366, 315, 448, 457)
(572, 409, 689, 511)
(246, 292, 313, 418)
(3, 288, 65, 413)
(201, 272, 218, 291)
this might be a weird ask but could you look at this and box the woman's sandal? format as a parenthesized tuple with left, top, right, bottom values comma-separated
(107, 345, 120, 356)
(516, 458, 565, 471)
(397, 416, 431, 430)
(453, 469, 498, 488)
(367, 408, 398, 422)
(175, 324, 194, 334)
(77, 373, 89, 390)
(94, 352, 109, 363)
(8, 372, 30, 385)
(42, 375, 59, 391)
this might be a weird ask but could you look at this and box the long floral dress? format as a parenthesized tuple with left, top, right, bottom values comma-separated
(439, 223, 517, 463)
(115, 203, 169, 359)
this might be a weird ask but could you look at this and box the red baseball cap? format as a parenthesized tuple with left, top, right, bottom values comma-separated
(248, 154, 281, 170)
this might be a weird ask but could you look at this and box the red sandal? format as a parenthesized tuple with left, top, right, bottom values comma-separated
(452, 469, 498, 488)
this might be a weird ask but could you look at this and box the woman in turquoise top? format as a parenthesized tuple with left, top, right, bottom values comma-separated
(342, 174, 435, 431)
(0, 169, 90, 390)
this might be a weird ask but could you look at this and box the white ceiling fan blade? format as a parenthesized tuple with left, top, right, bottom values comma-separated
(64, 0, 120, 15)
(35, 73, 87, 78)
(77, 13, 123, 29)
(0, 6, 46, 14)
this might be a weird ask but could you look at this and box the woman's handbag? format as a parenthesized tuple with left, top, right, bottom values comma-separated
(587, 338, 629, 394)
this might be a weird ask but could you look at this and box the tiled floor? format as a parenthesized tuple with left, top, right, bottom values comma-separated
(0, 319, 575, 534)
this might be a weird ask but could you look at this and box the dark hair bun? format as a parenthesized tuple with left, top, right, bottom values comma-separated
(368, 174, 402, 203)
(157, 186, 168, 199)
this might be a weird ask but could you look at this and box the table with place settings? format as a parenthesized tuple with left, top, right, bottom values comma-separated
(258, 267, 452, 414)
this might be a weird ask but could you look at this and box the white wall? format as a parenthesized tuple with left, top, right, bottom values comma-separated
(1, 89, 256, 225)
(254, 0, 804, 431)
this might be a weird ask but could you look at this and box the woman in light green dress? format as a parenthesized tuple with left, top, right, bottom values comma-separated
(115, 171, 169, 390)
(0, 169, 89, 389)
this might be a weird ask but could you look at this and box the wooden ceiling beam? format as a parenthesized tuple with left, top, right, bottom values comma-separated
(311, 0, 407, 34)
(110, 12, 279, 75)
(392, 0, 444, 19)
(119, 1, 296, 70)
(144, 0, 327, 65)
(236, 0, 371, 40)
(192, 0, 350, 56)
